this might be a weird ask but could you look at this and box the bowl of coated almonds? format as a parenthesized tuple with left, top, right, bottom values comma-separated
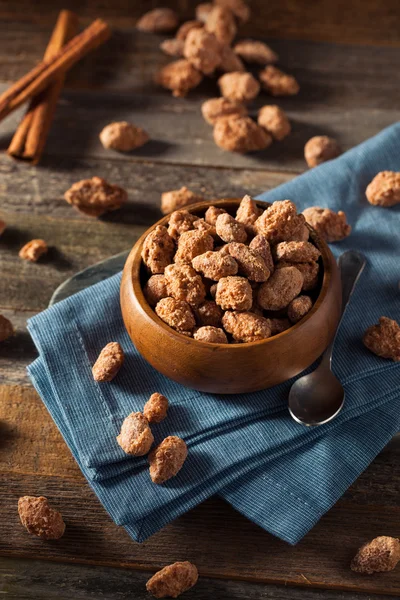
(120, 197, 341, 393)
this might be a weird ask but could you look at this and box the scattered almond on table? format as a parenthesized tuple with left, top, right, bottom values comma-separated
(136, 8, 179, 33)
(146, 561, 198, 598)
(257, 105, 291, 141)
(351, 536, 400, 574)
(18, 496, 65, 540)
(161, 186, 205, 215)
(19, 239, 48, 262)
(213, 115, 272, 153)
(259, 65, 299, 96)
(64, 176, 127, 217)
(233, 39, 278, 64)
(0, 218, 5, 236)
(99, 121, 149, 152)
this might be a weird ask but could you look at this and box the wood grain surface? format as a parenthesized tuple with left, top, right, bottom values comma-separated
(1, 556, 398, 600)
(0, 0, 399, 46)
(0, 1, 399, 598)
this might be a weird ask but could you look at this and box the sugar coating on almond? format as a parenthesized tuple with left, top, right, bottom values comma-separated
(255, 200, 302, 243)
(201, 97, 247, 125)
(196, 2, 213, 22)
(174, 229, 214, 264)
(19, 239, 48, 262)
(366, 171, 400, 207)
(205, 206, 227, 226)
(215, 0, 250, 23)
(249, 234, 274, 273)
(219, 44, 245, 73)
(218, 72, 260, 103)
(302, 207, 351, 242)
(155, 297, 196, 333)
(183, 28, 221, 75)
(287, 295, 313, 323)
(144, 275, 168, 307)
(234, 39, 278, 64)
(194, 325, 228, 343)
(99, 121, 149, 151)
(0, 314, 14, 342)
(222, 311, 271, 343)
(92, 342, 125, 382)
(117, 412, 154, 455)
(160, 38, 184, 57)
(144, 393, 169, 423)
(64, 176, 127, 217)
(176, 20, 204, 40)
(205, 5, 237, 45)
(156, 59, 203, 97)
(351, 536, 400, 574)
(142, 225, 175, 274)
(146, 561, 198, 598)
(149, 436, 188, 484)
(277, 260, 319, 292)
(167, 209, 198, 240)
(363, 316, 400, 362)
(216, 213, 247, 243)
(258, 266, 303, 311)
(227, 242, 270, 282)
(18, 496, 65, 540)
(165, 263, 206, 306)
(259, 65, 300, 96)
(216, 275, 252, 311)
(161, 186, 204, 215)
(258, 105, 291, 141)
(136, 8, 179, 33)
(274, 241, 321, 263)
(305, 136, 341, 168)
(214, 116, 272, 153)
(192, 250, 238, 280)
(193, 218, 217, 238)
(236, 194, 262, 235)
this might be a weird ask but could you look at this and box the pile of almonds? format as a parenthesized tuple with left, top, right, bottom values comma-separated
(137, 1, 305, 155)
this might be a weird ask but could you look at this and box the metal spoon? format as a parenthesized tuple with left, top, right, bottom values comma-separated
(288, 250, 366, 426)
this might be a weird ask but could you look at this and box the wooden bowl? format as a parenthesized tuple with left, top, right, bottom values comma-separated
(120, 199, 341, 394)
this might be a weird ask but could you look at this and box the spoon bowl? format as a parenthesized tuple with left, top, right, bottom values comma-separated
(288, 250, 366, 426)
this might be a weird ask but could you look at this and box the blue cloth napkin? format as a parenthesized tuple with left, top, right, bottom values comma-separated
(28, 123, 400, 544)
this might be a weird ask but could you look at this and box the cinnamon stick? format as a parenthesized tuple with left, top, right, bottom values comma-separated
(0, 18, 110, 123)
(8, 10, 79, 163)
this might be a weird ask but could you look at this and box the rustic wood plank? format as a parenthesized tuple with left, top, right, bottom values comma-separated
(0, 556, 395, 600)
(0, 31, 398, 171)
(0, 385, 399, 595)
(0, 0, 399, 47)
(0, 18, 398, 173)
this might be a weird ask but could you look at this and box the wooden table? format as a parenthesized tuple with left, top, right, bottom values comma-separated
(0, 1, 399, 598)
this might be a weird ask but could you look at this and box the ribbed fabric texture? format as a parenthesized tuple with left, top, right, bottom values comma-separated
(28, 123, 400, 544)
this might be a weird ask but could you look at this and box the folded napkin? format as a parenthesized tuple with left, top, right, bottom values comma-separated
(28, 123, 400, 544)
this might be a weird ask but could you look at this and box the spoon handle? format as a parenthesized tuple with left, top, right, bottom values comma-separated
(321, 250, 366, 367)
